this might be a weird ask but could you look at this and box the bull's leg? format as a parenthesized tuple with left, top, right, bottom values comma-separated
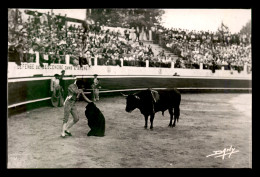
(150, 114, 155, 129)
(173, 106, 180, 127)
(144, 115, 148, 129)
(168, 108, 173, 127)
(172, 117, 176, 127)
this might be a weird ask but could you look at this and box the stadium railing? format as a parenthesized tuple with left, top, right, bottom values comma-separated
(8, 51, 251, 75)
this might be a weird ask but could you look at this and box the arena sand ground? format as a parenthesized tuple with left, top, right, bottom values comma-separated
(7, 93, 252, 168)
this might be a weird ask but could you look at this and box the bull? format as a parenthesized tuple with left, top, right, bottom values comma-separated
(122, 88, 181, 129)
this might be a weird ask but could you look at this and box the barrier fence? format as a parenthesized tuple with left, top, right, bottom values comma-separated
(8, 51, 251, 73)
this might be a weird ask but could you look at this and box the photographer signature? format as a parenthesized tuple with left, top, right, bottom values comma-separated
(206, 145, 239, 160)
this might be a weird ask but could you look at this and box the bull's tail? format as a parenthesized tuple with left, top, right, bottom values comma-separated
(174, 107, 180, 122)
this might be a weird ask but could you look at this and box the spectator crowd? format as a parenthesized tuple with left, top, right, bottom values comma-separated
(8, 9, 159, 68)
(153, 27, 251, 71)
(8, 9, 251, 73)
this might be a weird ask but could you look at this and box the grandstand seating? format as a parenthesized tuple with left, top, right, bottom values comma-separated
(8, 9, 251, 75)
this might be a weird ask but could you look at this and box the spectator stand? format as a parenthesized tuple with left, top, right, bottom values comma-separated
(8, 9, 251, 78)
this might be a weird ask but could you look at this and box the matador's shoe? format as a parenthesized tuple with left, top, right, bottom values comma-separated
(65, 130, 72, 136)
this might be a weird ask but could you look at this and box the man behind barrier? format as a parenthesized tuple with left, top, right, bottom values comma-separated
(50, 74, 64, 107)
(91, 74, 101, 101)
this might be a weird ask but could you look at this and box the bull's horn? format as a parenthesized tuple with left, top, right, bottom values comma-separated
(120, 92, 128, 97)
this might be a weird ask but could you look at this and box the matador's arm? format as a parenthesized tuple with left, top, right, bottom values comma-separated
(80, 90, 93, 103)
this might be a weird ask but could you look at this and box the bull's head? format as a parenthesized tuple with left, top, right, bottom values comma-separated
(121, 92, 140, 113)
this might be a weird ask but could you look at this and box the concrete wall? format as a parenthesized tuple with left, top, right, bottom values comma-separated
(8, 62, 251, 79)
